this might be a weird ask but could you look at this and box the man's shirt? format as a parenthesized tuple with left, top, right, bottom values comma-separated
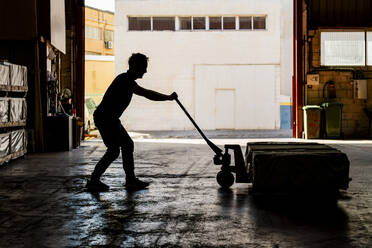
(94, 72, 138, 119)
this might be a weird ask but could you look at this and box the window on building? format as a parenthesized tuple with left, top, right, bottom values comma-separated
(223, 17, 235, 30)
(239, 16, 252, 30)
(209, 17, 222, 30)
(128, 17, 151, 31)
(104, 30, 114, 41)
(180, 17, 192, 30)
(321, 32, 365, 66)
(367, 32, 372, 65)
(153, 17, 175, 31)
(193, 17, 205, 30)
(85, 26, 102, 40)
(253, 16, 266, 30)
(126, 15, 267, 32)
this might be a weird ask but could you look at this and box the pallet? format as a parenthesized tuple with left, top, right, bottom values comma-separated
(0, 149, 26, 166)
(0, 85, 28, 92)
(0, 122, 26, 128)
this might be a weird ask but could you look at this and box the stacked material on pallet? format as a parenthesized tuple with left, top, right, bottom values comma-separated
(11, 129, 26, 154)
(0, 62, 28, 90)
(0, 132, 10, 159)
(0, 62, 28, 165)
(245, 142, 350, 195)
(0, 98, 9, 123)
(0, 130, 26, 165)
(8, 63, 27, 87)
(0, 64, 10, 87)
(0, 98, 27, 127)
(10, 98, 26, 123)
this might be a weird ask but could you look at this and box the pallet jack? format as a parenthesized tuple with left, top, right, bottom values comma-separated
(175, 98, 249, 188)
(176, 98, 350, 194)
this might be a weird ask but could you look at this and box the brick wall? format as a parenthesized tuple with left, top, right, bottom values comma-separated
(306, 31, 372, 138)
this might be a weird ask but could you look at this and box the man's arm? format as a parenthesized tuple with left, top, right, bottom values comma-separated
(133, 84, 177, 101)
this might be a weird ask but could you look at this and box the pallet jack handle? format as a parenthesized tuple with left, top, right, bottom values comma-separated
(175, 98, 223, 155)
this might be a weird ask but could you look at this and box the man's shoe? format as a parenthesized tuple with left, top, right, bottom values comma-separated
(86, 179, 110, 192)
(125, 178, 150, 190)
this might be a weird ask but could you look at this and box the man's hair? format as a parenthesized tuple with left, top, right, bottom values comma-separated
(128, 53, 148, 68)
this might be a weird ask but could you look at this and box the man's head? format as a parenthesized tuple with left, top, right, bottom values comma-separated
(128, 53, 148, 79)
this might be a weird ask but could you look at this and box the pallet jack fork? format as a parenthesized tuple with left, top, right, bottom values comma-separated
(176, 98, 250, 188)
(223, 144, 250, 183)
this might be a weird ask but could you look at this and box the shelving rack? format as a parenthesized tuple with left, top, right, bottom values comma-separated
(0, 62, 28, 165)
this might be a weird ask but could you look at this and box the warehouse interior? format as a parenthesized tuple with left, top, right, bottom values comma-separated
(0, 0, 371, 156)
(0, 0, 372, 247)
(0, 0, 84, 156)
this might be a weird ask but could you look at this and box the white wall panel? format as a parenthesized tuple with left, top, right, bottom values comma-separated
(50, 0, 66, 54)
(215, 89, 235, 129)
(195, 65, 279, 129)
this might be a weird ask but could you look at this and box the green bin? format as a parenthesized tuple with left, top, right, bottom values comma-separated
(303, 105, 322, 139)
(321, 102, 343, 138)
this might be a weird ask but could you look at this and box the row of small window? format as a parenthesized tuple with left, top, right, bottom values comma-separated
(128, 16, 266, 31)
(85, 26, 114, 41)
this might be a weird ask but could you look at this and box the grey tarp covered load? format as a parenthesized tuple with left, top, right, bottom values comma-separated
(11, 129, 26, 154)
(0, 132, 10, 158)
(0, 98, 9, 123)
(0, 64, 10, 86)
(10, 98, 26, 123)
(9, 63, 27, 87)
(245, 142, 335, 175)
(245, 142, 350, 194)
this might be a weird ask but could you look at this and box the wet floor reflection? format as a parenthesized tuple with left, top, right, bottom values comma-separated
(86, 189, 149, 246)
(216, 187, 351, 247)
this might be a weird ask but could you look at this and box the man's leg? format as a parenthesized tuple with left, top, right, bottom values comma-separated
(120, 125, 149, 189)
(91, 146, 120, 181)
(120, 125, 135, 181)
(87, 117, 121, 191)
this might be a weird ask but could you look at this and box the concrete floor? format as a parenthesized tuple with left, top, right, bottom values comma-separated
(1, 132, 372, 247)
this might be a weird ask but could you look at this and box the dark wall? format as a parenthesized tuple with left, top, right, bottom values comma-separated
(0, 1, 37, 40)
(308, 0, 372, 28)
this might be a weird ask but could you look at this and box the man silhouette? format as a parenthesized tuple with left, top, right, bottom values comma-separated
(87, 53, 177, 191)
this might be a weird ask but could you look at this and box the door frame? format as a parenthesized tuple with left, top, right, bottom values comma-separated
(215, 88, 236, 130)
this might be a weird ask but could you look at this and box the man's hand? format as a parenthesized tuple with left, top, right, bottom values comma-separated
(169, 92, 178, 100)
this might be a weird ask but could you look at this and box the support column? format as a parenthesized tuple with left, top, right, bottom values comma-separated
(293, 0, 303, 138)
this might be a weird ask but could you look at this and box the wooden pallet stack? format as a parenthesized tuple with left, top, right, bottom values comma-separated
(0, 62, 28, 165)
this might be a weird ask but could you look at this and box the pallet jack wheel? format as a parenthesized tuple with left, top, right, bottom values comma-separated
(216, 170, 234, 188)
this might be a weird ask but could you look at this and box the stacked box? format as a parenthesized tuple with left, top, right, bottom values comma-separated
(0, 64, 10, 87)
(9, 63, 27, 87)
(0, 132, 10, 158)
(0, 62, 28, 165)
(245, 142, 334, 178)
(10, 98, 26, 123)
(11, 129, 26, 154)
(0, 98, 9, 123)
(245, 142, 350, 194)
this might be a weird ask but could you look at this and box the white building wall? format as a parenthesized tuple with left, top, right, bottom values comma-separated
(115, 0, 292, 130)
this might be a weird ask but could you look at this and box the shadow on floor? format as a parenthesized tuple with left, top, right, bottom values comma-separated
(216, 187, 351, 246)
